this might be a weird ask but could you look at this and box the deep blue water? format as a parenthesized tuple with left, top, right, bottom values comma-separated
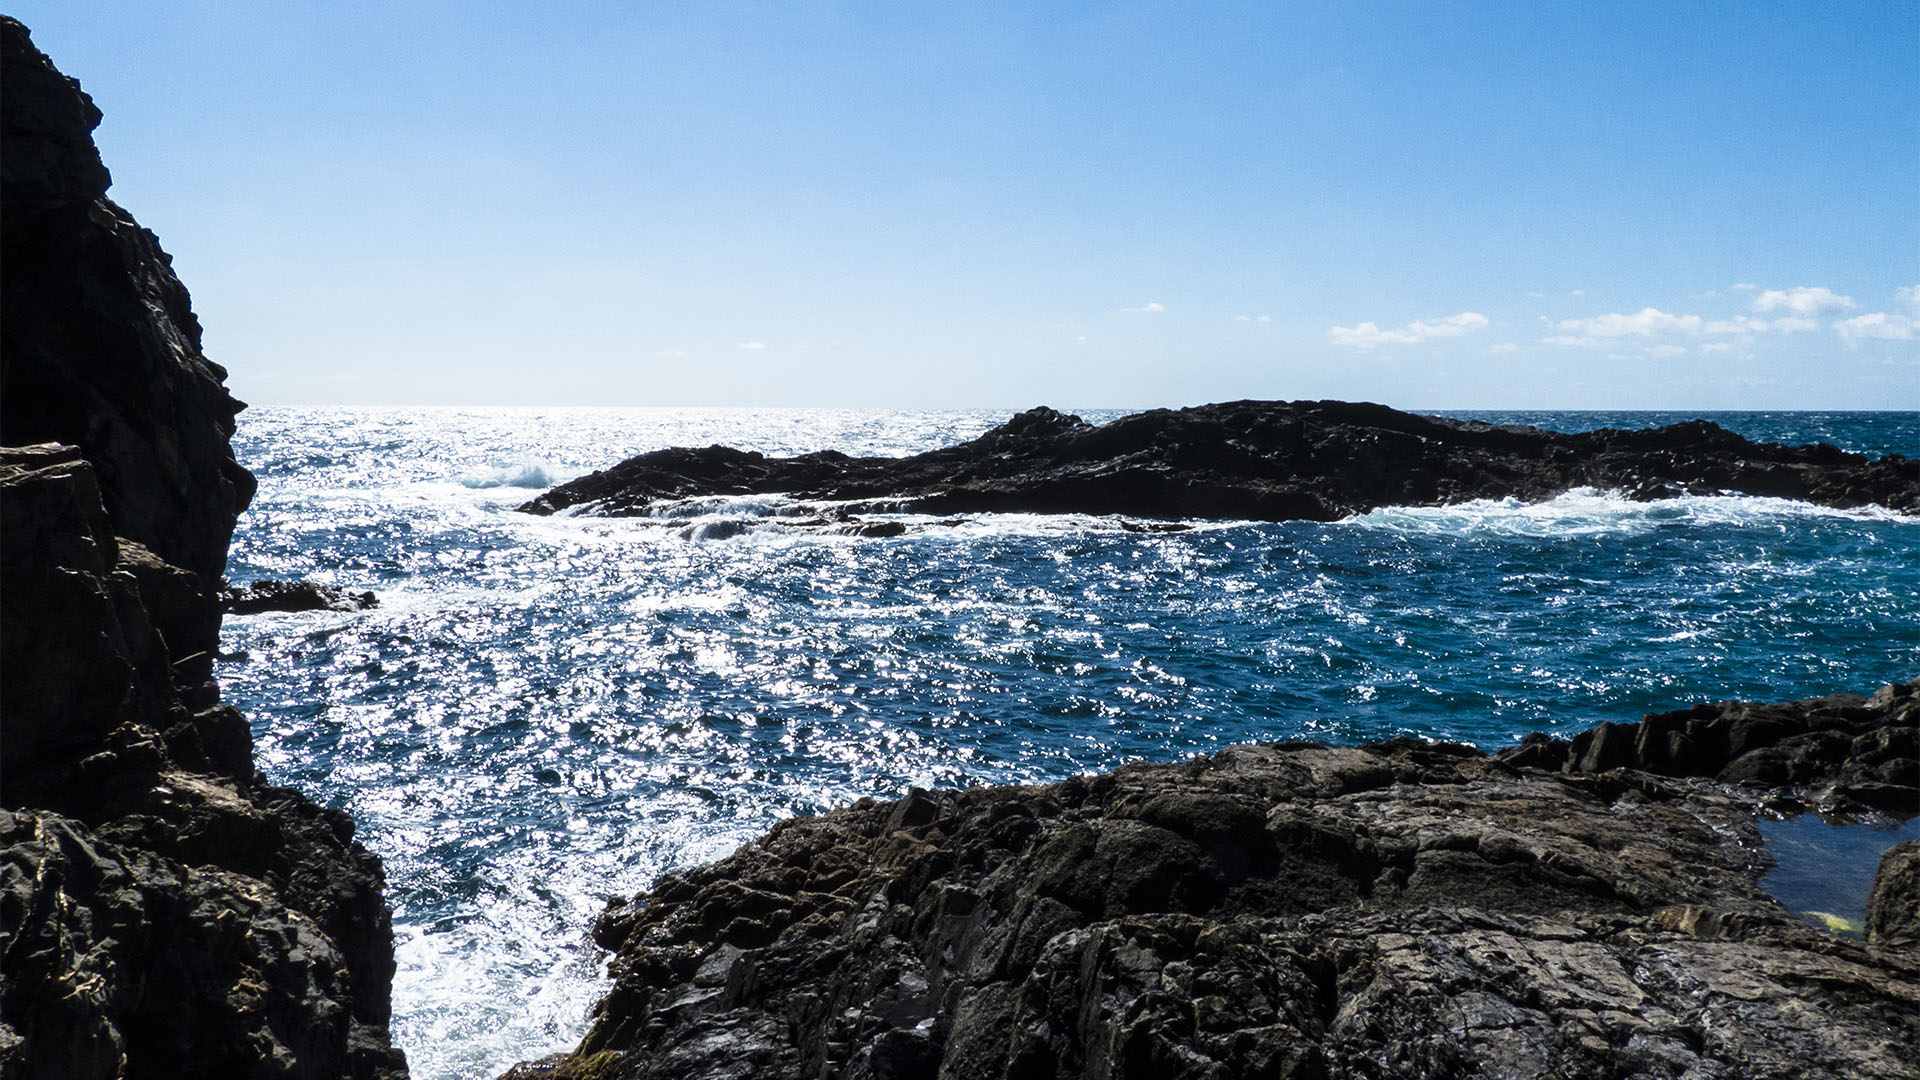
(216, 407, 1920, 1079)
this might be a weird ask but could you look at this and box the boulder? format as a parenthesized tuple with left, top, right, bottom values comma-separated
(222, 579, 380, 615)
(1868, 840, 1920, 948)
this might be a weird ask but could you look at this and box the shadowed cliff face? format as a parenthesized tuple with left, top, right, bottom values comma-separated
(1, 16, 255, 587)
(0, 18, 406, 1078)
(522, 401, 1920, 526)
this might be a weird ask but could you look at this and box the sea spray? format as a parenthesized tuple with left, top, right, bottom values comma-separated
(219, 406, 1920, 1079)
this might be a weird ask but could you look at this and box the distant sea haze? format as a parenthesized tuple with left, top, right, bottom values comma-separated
(218, 406, 1920, 1079)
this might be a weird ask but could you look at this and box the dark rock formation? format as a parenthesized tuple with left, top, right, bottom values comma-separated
(2, 19, 255, 586)
(522, 401, 1920, 524)
(1506, 679, 1919, 815)
(1869, 840, 1920, 948)
(0, 18, 405, 1078)
(505, 682, 1919, 1080)
(222, 579, 380, 616)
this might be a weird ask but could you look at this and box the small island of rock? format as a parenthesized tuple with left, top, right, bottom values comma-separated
(522, 401, 1919, 525)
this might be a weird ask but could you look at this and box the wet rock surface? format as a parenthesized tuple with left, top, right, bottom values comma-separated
(523, 401, 1920, 523)
(221, 579, 380, 616)
(0, 18, 405, 1078)
(508, 683, 1919, 1080)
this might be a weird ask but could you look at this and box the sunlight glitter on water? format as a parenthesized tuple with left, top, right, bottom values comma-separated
(218, 406, 1920, 1078)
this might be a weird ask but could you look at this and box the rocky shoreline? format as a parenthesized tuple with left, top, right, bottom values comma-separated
(506, 683, 1918, 1080)
(1, 20, 405, 1077)
(521, 401, 1920, 527)
(3, 16, 1917, 1080)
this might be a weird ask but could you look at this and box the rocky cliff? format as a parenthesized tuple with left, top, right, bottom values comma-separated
(522, 401, 1920, 526)
(508, 683, 1918, 1080)
(0, 19, 406, 1078)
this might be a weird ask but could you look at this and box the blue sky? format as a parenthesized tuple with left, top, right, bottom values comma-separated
(12, 1, 1917, 408)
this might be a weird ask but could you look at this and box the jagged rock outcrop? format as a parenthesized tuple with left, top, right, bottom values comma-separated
(1507, 680, 1919, 814)
(0, 18, 405, 1078)
(221, 579, 379, 616)
(1, 16, 255, 586)
(506, 683, 1919, 1080)
(522, 401, 1920, 524)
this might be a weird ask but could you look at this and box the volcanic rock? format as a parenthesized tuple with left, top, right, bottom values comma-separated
(522, 401, 1920, 523)
(0, 18, 406, 1078)
(505, 682, 1919, 1080)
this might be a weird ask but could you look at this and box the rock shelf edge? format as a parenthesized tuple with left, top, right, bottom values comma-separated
(503, 681, 1919, 1080)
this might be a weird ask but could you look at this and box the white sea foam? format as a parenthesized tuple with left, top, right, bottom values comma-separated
(459, 462, 561, 490)
(644, 493, 818, 520)
(1345, 488, 1915, 537)
(678, 517, 787, 542)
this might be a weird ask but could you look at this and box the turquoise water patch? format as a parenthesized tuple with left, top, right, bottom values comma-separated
(1758, 814, 1920, 935)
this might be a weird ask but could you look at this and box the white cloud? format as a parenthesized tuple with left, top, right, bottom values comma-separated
(1705, 315, 1817, 335)
(1124, 301, 1166, 313)
(1487, 342, 1520, 354)
(1569, 288, 1585, 297)
(737, 341, 767, 350)
(1553, 307, 1702, 337)
(1644, 344, 1687, 358)
(1328, 311, 1488, 349)
(1835, 312, 1920, 343)
(1236, 314, 1270, 323)
(1700, 342, 1741, 355)
(1731, 282, 1760, 292)
(1750, 286, 1855, 317)
(1541, 334, 1602, 348)
(1897, 285, 1920, 313)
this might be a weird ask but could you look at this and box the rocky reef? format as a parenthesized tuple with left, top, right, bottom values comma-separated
(221, 579, 379, 616)
(0, 19, 406, 1078)
(507, 682, 1918, 1080)
(522, 401, 1920, 526)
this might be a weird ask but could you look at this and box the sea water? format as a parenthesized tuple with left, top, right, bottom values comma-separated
(217, 407, 1920, 1079)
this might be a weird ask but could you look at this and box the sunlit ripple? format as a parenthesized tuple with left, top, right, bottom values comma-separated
(219, 406, 1920, 1079)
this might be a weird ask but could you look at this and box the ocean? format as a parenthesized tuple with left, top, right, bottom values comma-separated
(217, 407, 1920, 1079)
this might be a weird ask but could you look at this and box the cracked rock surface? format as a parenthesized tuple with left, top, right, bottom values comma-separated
(508, 683, 1918, 1080)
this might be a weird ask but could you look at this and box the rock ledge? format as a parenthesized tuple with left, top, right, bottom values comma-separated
(507, 682, 1919, 1080)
